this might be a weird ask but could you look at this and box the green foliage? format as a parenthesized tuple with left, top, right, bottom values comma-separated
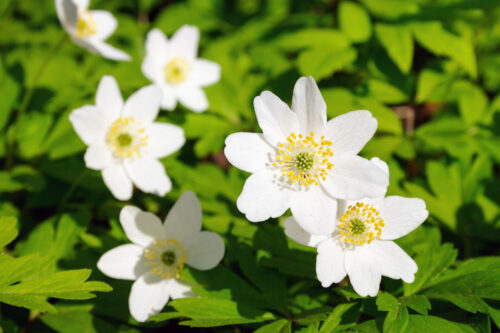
(1, 0, 499, 331)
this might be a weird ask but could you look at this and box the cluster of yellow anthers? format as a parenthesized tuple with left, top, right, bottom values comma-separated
(107, 117, 148, 160)
(273, 132, 334, 186)
(75, 11, 97, 38)
(164, 56, 191, 84)
(339, 202, 384, 246)
(144, 239, 186, 279)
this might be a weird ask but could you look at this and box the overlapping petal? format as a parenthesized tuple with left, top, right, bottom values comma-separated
(224, 133, 273, 174)
(129, 272, 169, 322)
(120, 206, 165, 247)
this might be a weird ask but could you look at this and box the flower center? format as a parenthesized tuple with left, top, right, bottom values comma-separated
(106, 117, 148, 160)
(273, 132, 334, 186)
(164, 57, 191, 84)
(338, 202, 384, 246)
(75, 11, 97, 38)
(144, 239, 186, 279)
(161, 250, 176, 266)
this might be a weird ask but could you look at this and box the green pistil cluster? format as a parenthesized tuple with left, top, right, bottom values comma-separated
(117, 133, 133, 147)
(295, 152, 314, 171)
(349, 218, 366, 236)
(161, 250, 176, 266)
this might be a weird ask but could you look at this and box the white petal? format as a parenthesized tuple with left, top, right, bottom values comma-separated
(177, 86, 208, 113)
(164, 191, 202, 249)
(125, 157, 172, 197)
(357, 241, 417, 284)
(316, 239, 347, 287)
(344, 247, 382, 297)
(224, 132, 273, 174)
(102, 164, 133, 200)
(370, 157, 389, 176)
(236, 171, 292, 222)
(170, 25, 199, 60)
(283, 217, 328, 247)
(69, 105, 107, 145)
(90, 10, 117, 41)
(129, 272, 169, 322)
(84, 142, 111, 170)
(324, 110, 377, 155)
(380, 196, 428, 240)
(120, 205, 165, 247)
(142, 29, 169, 83)
(292, 76, 327, 134)
(95, 75, 123, 123)
(147, 122, 185, 158)
(253, 91, 299, 146)
(158, 84, 177, 110)
(73, 0, 89, 8)
(185, 232, 225, 270)
(122, 85, 161, 124)
(190, 59, 221, 87)
(92, 41, 131, 61)
(322, 155, 388, 200)
(97, 244, 146, 280)
(290, 187, 338, 235)
(165, 278, 195, 300)
(55, 0, 77, 31)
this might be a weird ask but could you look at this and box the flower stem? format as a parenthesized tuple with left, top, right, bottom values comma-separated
(5, 33, 67, 169)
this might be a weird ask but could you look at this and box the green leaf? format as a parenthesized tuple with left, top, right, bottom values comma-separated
(0, 62, 19, 130)
(339, 2, 372, 43)
(400, 295, 431, 315)
(375, 23, 413, 74)
(274, 29, 351, 51)
(237, 246, 287, 311)
(412, 22, 477, 77)
(255, 319, 291, 333)
(0, 267, 111, 313)
(319, 303, 357, 333)
(0, 165, 45, 192)
(376, 292, 409, 333)
(40, 304, 119, 333)
(360, 0, 418, 19)
(171, 298, 275, 327)
(0, 216, 18, 248)
(405, 315, 476, 333)
(297, 47, 357, 81)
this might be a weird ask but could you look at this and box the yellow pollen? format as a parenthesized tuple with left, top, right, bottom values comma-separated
(106, 117, 148, 160)
(338, 203, 384, 246)
(274, 132, 334, 186)
(144, 239, 186, 279)
(75, 11, 97, 38)
(164, 57, 191, 84)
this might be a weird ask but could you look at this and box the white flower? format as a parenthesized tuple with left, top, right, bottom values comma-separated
(224, 76, 389, 235)
(141, 26, 221, 112)
(97, 192, 225, 322)
(55, 0, 131, 61)
(69, 75, 185, 200)
(284, 158, 428, 297)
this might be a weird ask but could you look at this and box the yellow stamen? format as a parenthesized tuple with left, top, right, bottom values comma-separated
(338, 203, 384, 246)
(164, 57, 191, 84)
(106, 117, 148, 160)
(144, 239, 186, 279)
(75, 11, 97, 38)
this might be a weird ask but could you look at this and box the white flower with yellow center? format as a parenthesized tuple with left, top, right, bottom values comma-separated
(69, 75, 185, 200)
(284, 158, 429, 297)
(224, 76, 389, 235)
(97, 192, 225, 322)
(141, 26, 221, 112)
(55, 0, 130, 61)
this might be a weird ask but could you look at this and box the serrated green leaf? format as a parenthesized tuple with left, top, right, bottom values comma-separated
(255, 319, 290, 333)
(400, 295, 431, 315)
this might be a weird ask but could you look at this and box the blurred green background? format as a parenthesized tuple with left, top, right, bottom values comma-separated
(0, 0, 499, 332)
